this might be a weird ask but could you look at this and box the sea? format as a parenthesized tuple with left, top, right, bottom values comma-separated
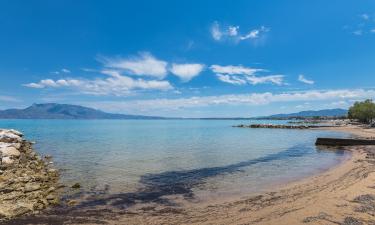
(0, 119, 350, 205)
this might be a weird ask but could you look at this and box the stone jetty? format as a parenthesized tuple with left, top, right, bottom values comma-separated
(0, 129, 60, 220)
(233, 124, 326, 129)
(315, 137, 375, 146)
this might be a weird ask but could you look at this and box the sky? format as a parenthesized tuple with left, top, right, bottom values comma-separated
(1, 0, 375, 117)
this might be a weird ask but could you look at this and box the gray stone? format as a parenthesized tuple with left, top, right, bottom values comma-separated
(24, 183, 41, 192)
(46, 194, 55, 200)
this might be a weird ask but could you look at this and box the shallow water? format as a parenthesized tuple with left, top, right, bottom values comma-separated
(0, 119, 349, 204)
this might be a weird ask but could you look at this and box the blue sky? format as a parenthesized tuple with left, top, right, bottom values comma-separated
(1, 0, 375, 117)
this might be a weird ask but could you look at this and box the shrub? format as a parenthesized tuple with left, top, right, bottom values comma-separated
(348, 99, 375, 124)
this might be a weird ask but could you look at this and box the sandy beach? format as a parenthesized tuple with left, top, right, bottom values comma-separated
(108, 125, 375, 225)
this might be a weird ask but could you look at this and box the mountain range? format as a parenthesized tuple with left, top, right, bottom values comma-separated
(0, 103, 163, 119)
(263, 108, 348, 119)
(0, 103, 348, 119)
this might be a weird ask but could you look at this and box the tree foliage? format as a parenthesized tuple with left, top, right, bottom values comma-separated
(348, 99, 375, 124)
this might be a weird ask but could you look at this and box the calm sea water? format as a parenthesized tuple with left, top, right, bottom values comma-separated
(0, 119, 349, 203)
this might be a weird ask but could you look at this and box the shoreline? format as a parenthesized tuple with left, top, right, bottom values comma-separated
(0, 129, 61, 221)
(3, 125, 375, 224)
(110, 125, 375, 224)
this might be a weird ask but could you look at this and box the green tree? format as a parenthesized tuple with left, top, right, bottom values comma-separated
(348, 99, 375, 124)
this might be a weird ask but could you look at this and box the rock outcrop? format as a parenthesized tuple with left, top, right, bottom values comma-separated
(233, 124, 326, 129)
(0, 129, 60, 220)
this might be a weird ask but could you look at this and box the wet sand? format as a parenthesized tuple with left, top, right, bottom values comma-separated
(4, 125, 375, 225)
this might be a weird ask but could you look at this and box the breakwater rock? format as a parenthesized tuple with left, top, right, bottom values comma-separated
(233, 124, 325, 129)
(0, 129, 60, 220)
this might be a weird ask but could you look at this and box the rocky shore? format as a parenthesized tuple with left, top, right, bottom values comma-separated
(233, 124, 329, 129)
(0, 129, 61, 220)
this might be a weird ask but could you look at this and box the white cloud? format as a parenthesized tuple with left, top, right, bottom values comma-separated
(86, 89, 375, 111)
(103, 52, 168, 79)
(246, 74, 284, 85)
(298, 74, 315, 85)
(240, 26, 270, 40)
(211, 64, 284, 86)
(211, 22, 269, 43)
(210, 65, 261, 75)
(51, 68, 71, 74)
(216, 74, 247, 85)
(228, 26, 239, 36)
(61, 68, 71, 73)
(169, 63, 205, 82)
(23, 70, 173, 96)
(349, 13, 375, 36)
(211, 22, 223, 41)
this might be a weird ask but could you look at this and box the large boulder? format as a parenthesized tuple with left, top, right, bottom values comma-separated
(0, 131, 22, 143)
(0, 147, 20, 158)
(1, 156, 14, 165)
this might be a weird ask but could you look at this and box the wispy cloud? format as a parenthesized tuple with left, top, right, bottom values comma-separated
(360, 13, 370, 20)
(239, 26, 270, 40)
(23, 70, 173, 96)
(348, 13, 375, 36)
(211, 64, 284, 86)
(169, 63, 205, 82)
(210, 65, 262, 75)
(210, 21, 269, 43)
(0, 95, 20, 102)
(85, 89, 375, 112)
(298, 74, 314, 85)
(61, 68, 71, 73)
(211, 21, 223, 41)
(51, 68, 71, 74)
(353, 30, 363, 36)
(102, 52, 168, 79)
(216, 74, 247, 85)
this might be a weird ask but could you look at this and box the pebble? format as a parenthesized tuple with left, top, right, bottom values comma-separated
(71, 183, 81, 189)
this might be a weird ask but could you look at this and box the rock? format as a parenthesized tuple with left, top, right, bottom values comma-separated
(2, 156, 14, 165)
(342, 217, 363, 225)
(33, 202, 45, 210)
(0, 142, 21, 150)
(0, 129, 60, 220)
(11, 204, 32, 217)
(67, 199, 78, 206)
(233, 124, 317, 129)
(0, 204, 31, 218)
(47, 168, 58, 176)
(8, 129, 23, 137)
(46, 194, 56, 200)
(71, 183, 81, 189)
(0, 146, 21, 157)
(0, 131, 22, 143)
(24, 183, 41, 192)
(46, 186, 56, 193)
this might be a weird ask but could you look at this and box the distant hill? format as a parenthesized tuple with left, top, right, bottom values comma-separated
(263, 108, 348, 119)
(0, 103, 164, 119)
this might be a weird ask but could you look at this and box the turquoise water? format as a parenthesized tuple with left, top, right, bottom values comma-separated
(0, 119, 349, 203)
